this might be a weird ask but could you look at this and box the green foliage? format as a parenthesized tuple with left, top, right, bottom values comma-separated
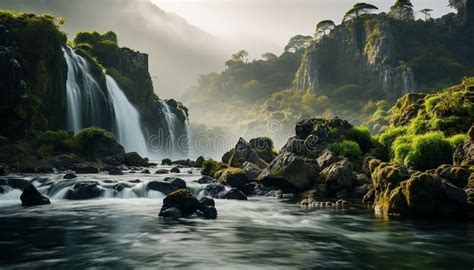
(331, 84, 363, 100)
(378, 126, 409, 148)
(33, 130, 74, 156)
(344, 126, 373, 153)
(73, 127, 115, 158)
(447, 134, 467, 146)
(328, 140, 362, 163)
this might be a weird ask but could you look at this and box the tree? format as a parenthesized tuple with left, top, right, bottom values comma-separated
(284, 35, 312, 53)
(389, 0, 415, 21)
(225, 49, 249, 68)
(448, 0, 468, 21)
(343, 3, 379, 22)
(419, 8, 433, 20)
(315, 20, 336, 39)
(262, 52, 278, 61)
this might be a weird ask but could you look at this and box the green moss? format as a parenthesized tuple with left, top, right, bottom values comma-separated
(378, 126, 409, 148)
(403, 132, 454, 170)
(201, 159, 228, 177)
(328, 140, 362, 167)
(448, 134, 467, 146)
(73, 127, 115, 159)
(33, 130, 74, 155)
(344, 126, 373, 153)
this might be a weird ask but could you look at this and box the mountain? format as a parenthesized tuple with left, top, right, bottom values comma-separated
(0, 0, 228, 98)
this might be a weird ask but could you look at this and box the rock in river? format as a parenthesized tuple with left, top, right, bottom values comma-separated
(20, 184, 50, 206)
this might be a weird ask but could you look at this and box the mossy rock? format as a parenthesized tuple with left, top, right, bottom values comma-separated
(370, 161, 411, 192)
(218, 167, 250, 189)
(159, 189, 201, 218)
(201, 159, 228, 177)
(74, 127, 125, 160)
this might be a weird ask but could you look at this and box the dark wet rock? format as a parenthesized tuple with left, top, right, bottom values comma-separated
(108, 167, 123, 175)
(249, 137, 277, 163)
(195, 175, 217, 184)
(161, 159, 172, 165)
(228, 138, 268, 169)
(353, 184, 369, 199)
(258, 151, 319, 191)
(199, 197, 215, 208)
(73, 163, 99, 174)
(63, 172, 77, 179)
(187, 170, 193, 174)
(20, 184, 50, 206)
(100, 165, 115, 172)
(18, 165, 35, 174)
(242, 161, 262, 181)
(159, 189, 201, 217)
(102, 156, 121, 166)
(469, 173, 474, 188)
(155, 169, 169, 174)
(48, 154, 82, 170)
(66, 181, 104, 200)
(362, 188, 376, 204)
(336, 199, 349, 206)
(219, 188, 247, 200)
(200, 205, 218, 219)
(195, 156, 205, 168)
(221, 149, 234, 164)
(218, 168, 250, 189)
(113, 183, 125, 192)
(170, 167, 181, 173)
(280, 137, 307, 156)
(159, 207, 182, 219)
(316, 150, 340, 170)
(319, 159, 356, 195)
(0, 165, 6, 176)
(125, 152, 148, 167)
(140, 169, 151, 174)
(370, 160, 411, 192)
(0, 178, 30, 190)
(434, 164, 470, 188)
(128, 179, 142, 183)
(203, 183, 226, 198)
(201, 159, 228, 178)
(147, 177, 186, 195)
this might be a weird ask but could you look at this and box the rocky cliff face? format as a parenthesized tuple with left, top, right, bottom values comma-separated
(295, 15, 417, 99)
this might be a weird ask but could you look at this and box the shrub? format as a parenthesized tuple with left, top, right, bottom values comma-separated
(403, 132, 454, 170)
(34, 130, 74, 155)
(344, 126, 373, 153)
(378, 126, 409, 148)
(73, 127, 120, 159)
(328, 140, 362, 163)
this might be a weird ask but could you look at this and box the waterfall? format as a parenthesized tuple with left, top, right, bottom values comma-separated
(62, 47, 112, 132)
(162, 101, 176, 150)
(106, 75, 149, 157)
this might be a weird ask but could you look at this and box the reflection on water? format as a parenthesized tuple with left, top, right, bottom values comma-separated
(0, 168, 473, 269)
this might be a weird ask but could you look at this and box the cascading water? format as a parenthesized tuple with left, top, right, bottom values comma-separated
(62, 47, 112, 132)
(106, 75, 149, 157)
(162, 101, 176, 149)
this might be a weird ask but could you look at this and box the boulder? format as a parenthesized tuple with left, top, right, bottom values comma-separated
(147, 177, 186, 195)
(249, 137, 277, 163)
(219, 188, 247, 200)
(195, 156, 205, 168)
(155, 169, 169, 174)
(199, 197, 215, 208)
(280, 137, 308, 156)
(319, 159, 356, 195)
(65, 181, 104, 200)
(228, 138, 268, 169)
(433, 164, 469, 188)
(0, 165, 6, 176)
(73, 162, 99, 174)
(36, 166, 54, 174)
(242, 161, 263, 181)
(218, 168, 250, 189)
(203, 183, 226, 198)
(369, 160, 411, 192)
(221, 149, 234, 164)
(195, 175, 217, 184)
(362, 188, 376, 204)
(201, 159, 228, 177)
(453, 140, 474, 166)
(170, 167, 181, 173)
(102, 156, 121, 166)
(375, 172, 468, 218)
(63, 172, 77, 179)
(258, 151, 319, 191)
(20, 184, 51, 206)
(159, 189, 201, 217)
(316, 150, 340, 170)
(48, 154, 82, 170)
(200, 205, 218, 219)
(140, 169, 151, 174)
(124, 152, 148, 167)
(0, 178, 30, 190)
(159, 207, 182, 219)
(74, 127, 125, 160)
(161, 159, 172, 165)
(108, 167, 123, 175)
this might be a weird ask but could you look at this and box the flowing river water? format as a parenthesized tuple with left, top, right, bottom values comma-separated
(0, 165, 473, 269)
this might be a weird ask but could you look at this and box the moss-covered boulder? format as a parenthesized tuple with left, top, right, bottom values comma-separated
(228, 138, 268, 169)
(218, 167, 250, 189)
(249, 137, 277, 163)
(74, 127, 125, 160)
(318, 159, 356, 195)
(390, 93, 427, 127)
(433, 164, 470, 188)
(124, 152, 148, 167)
(258, 151, 319, 191)
(201, 159, 228, 178)
(370, 160, 411, 192)
(158, 189, 216, 218)
(376, 172, 468, 218)
(453, 139, 474, 167)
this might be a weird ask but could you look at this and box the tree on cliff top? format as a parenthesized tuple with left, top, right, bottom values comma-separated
(315, 20, 336, 39)
(419, 8, 433, 21)
(284, 35, 312, 53)
(343, 3, 378, 22)
(389, 0, 415, 21)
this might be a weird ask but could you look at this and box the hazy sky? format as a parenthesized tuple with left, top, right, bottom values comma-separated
(152, 0, 453, 58)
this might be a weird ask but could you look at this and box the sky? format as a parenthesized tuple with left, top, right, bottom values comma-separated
(152, 0, 453, 58)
